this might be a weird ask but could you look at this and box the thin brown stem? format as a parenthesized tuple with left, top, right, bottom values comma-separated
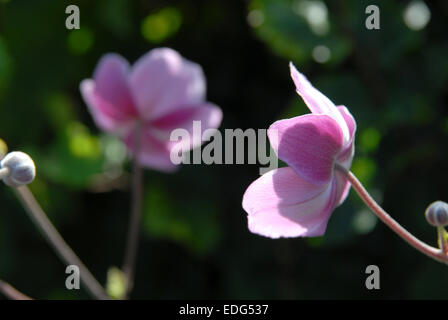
(14, 186, 110, 300)
(0, 279, 33, 300)
(335, 164, 448, 264)
(122, 124, 144, 298)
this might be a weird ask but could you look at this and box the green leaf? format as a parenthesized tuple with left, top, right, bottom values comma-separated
(142, 183, 220, 255)
(248, 0, 351, 66)
(36, 121, 105, 188)
(0, 36, 13, 99)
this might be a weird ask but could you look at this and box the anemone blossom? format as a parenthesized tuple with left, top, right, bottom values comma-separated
(80, 48, 223, 172)
(242, 63, 356, 238)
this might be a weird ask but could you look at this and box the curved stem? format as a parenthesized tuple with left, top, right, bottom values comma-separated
(0, 279, 33, 300)
(14, 186, 110, 300)
(335, 164, 448, 264)
(122, 124, 144, 298)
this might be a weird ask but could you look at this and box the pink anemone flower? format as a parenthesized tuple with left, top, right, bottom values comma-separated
(242, 63, 356, 238)
(80, 48, 223, 172)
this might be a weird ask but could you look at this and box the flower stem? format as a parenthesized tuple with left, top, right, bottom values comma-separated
(13, 186, 110, 300)
(0, 279, 33, 300)
(122, 124, 144, 298)
(335, 164, 448, 264)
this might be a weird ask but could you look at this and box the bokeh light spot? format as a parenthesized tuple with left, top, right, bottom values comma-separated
(67, 28, 94, 55)
(312, 45, 331, 63)
(403, 0, 431, 31)
(106, 267, 126, 300)
(67, 122, 100, 159)
(0, 138, 7, 159)
(247, 9, 264, 28)
(352, 209, 377, 234)
(360, 127, 381, 152)
(141, 7, 182, 43)
(292, 0, 329, 35)
(101, 135, 127, 165)
(351, 157, 376, 185)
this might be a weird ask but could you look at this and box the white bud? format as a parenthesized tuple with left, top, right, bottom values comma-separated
(0, 151, 36, 187)
(425, 201, 448, 227)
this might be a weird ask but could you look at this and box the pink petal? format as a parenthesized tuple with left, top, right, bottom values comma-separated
(334, 169, 351, 206)
(242, 167, 339, 238)
(150, 103, 223, 150)
(80, 79, 136, 134)
(93, 54, 137, 117)
(333, 106, 355, 205)
(129, 48, 206, 121)
(268, 114, 344, 185)
(124, 128, 178, 172)
(336, 106, 356, 169)
(289, 63, 349, 142)
(124, 104, 222, 172)
(337, 106, 356, 139)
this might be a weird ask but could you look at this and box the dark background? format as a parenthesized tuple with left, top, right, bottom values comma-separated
(0, 0, 447, 299)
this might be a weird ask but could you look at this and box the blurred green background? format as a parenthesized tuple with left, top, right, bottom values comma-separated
(0, 0, 447, 299)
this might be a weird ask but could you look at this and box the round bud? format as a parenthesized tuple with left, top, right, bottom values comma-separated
(0, 151, 36, 187)
(425, 201, 448, 227)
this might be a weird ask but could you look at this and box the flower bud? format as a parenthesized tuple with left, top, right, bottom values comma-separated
(0, 151, 36, 187)
(425, 201, 448, 227)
